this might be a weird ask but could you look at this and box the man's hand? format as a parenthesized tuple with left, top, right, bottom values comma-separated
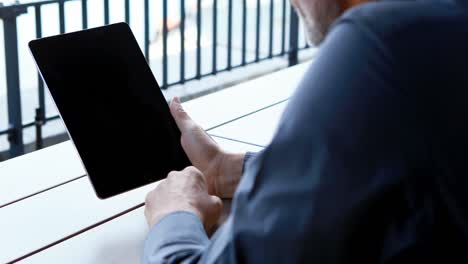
(145, 166, 223, 229)
(169, 97, 245, 198)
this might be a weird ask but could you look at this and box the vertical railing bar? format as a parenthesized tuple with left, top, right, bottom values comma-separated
(81, 0, 88, 29)
(268, 0, 273, 58)
(144, 0, 149, 61)
(241, 0, 247, 65)
(255, 0, 260, 62)
(35, 5, 45, 150)
(281, 0, 286, 55)
(288, 6, 299, 66)
(1, 6, 27, 157)
(34, 108, 43, 150)
(124, 0, 130, 24)
(103, 0, 109, 25)
(212, 0, 217, 74)
(180, 0, 185, 83)
(196, 0, 201, 79)
(58, 0, 65, 33)
(226, 0, 232, 70)
(162, 0, 168, 88)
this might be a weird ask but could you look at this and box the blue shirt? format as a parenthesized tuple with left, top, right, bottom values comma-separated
(143, 1, 468, 263)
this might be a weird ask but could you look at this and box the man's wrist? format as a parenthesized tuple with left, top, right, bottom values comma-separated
(148, 206, 202, 227)
(217, 152, 245, 198)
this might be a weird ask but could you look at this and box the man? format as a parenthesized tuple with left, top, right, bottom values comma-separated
(143, 0, 468, 263)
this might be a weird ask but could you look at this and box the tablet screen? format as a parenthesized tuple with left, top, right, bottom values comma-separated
(29, 23, 191, 199)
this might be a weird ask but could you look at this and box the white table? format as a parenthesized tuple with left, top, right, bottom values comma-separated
(0, 62, 310, 263)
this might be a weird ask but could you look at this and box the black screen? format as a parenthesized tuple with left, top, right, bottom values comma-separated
(29, 23, 191, 199)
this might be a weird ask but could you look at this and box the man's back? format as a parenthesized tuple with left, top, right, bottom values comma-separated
(318, 1, 468, 261)
(143, 1, 468, 263)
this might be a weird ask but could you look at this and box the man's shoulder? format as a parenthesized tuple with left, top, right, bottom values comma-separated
(335, 0, 468, 44)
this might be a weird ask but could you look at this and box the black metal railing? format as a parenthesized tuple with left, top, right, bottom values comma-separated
(0, 0, 309, 160)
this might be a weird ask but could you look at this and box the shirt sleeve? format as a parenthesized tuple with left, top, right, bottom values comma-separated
(142, 211, 209, 264)
(143, 17, 414, 263)
(242, 152, 257, 173)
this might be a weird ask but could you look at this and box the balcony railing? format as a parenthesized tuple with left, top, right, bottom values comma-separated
(0, 0, 309, 160)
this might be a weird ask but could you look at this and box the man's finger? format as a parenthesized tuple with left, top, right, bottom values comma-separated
(184, 166, 202, 174)
(170, 96, 196, 132)
(210, 195, 223, 211)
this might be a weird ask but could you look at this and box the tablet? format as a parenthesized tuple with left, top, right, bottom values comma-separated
(29, 23, 191, 199)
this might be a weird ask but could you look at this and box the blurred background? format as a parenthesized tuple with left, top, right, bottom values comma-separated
(0, 0, 315, 161)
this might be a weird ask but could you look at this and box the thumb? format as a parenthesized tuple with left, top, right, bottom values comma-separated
(170, 96, 196, 132)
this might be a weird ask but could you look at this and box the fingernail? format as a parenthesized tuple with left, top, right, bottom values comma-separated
(174, 96, 181, 104)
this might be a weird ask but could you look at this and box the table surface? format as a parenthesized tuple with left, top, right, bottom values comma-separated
(0, 62, 310, 264)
